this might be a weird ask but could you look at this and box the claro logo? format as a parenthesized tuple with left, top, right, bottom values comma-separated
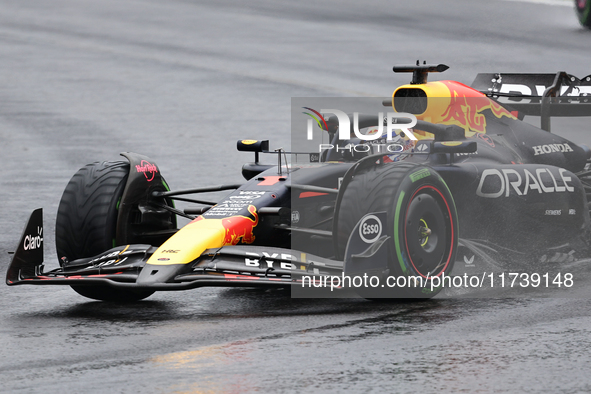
(476, 168, 575, 198)
(24, 226, 43, 250)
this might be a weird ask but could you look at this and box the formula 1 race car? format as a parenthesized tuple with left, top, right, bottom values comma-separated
(576, 0, 591, 28)
(7, 63, 591, 301)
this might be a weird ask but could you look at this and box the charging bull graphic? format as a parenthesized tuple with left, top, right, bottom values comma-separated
(403, 81, 516, 138)
(190, 204, 259, 245)
(438, 81, 516, 135)
(220, 205, 259, 245)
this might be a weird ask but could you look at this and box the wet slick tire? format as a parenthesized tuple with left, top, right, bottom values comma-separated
(335, 163, 458, 299)
(576, 0, 591, 28)
(56, 161, 154, 302)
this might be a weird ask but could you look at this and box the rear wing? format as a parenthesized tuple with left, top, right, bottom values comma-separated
(471, 72, 591, 132)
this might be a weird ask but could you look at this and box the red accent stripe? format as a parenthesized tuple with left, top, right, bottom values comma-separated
(24, 272, 125, 281)
(299, 191, 329, 198)
(224, 274, 260, 280)
(257, 176, 284, 186)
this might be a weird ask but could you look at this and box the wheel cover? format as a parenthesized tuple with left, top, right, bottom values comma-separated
(403, 185, 455, 278)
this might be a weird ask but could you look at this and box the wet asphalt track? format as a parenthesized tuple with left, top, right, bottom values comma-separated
(1, 0, 591, 392)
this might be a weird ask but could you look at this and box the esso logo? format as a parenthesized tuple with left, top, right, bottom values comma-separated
(359, 215, 382, 243)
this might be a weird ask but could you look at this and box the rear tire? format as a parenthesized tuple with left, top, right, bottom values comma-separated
(335, 163, 458, 298)
(56, 161, 167, 301)
(576, 0, 591, 28)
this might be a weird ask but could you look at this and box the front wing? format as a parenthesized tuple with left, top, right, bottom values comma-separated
(7, 242, 344, 291)
(6, 209, 393, 294)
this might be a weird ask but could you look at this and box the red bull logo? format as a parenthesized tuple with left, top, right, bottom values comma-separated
(221, 205, 259, 245)
(193, 205, 259, 246)
(439, 81, 515, 134)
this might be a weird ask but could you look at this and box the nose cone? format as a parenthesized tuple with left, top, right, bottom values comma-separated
(147, 218, 226, 266)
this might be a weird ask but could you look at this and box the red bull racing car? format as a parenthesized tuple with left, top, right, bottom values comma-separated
(6, 64, 591, 301)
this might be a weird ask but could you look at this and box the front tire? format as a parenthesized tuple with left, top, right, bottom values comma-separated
(56, 161, 129, 261)
(56, 161, 173, 301)
(335, 163, 458, 298)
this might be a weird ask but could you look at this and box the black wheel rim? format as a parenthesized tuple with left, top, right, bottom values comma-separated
(403, 185, 454, 277)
